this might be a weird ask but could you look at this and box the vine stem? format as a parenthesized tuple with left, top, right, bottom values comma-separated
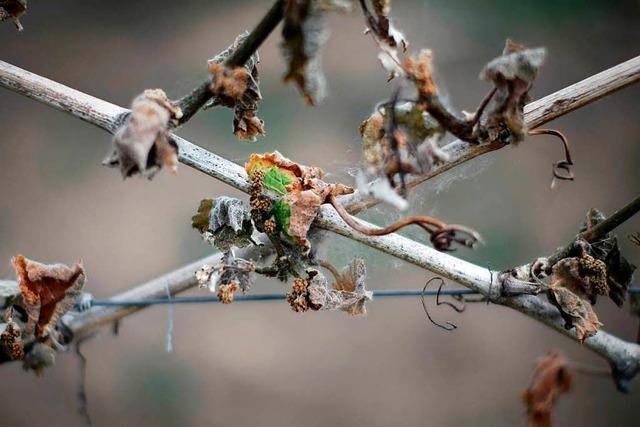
(1, 57, 640, 384)
(340, 55, 640, 214)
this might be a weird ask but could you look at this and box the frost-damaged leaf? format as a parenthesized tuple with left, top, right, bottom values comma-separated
(281, 0, 351, 104)
(306, 261, 372, 315)
(548, 284, 602, 343)
(0, 0, 27, 31)
(580, 209, 636, 307)
(356, 171, 408, 211)
(480, 40, 546, 143)
(11, 255, 86, 338)
(208, 32, 266, 142)
(196, 256, 255, 304)
(192, 197, 254, 253)
(103, 89, 182, 178)
(360, 0, 407, 52)
(522, 352, 572, 427)
(246, 151, 354, 250)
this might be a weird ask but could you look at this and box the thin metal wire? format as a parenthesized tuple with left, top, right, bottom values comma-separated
(89, 287, 640, 307)
(91, 288, 479, 307)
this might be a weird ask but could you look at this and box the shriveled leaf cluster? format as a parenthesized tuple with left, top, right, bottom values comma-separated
(0, 0, 27, 31)
(1, 255, 87, 375)
(359, 38, 546, 210)
(103, 89, 182, 178)
(208, 32, 266, 141)
(246, 151, 353, 250)
(522, 352, 572, 427)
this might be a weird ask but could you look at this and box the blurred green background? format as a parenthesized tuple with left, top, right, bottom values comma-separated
(1, 1, 639, 425)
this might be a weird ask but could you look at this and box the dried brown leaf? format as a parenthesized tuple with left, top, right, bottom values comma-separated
(0, 0, 27, 31)
(12, 255, 86, 338)
(547, 285, 602, 343)
(522, 352, 572, 427)
(207, 32, 266, 141)
(307, 265, 372, 315)
(282, 0, 349, 104)
(103, 89, 182, 178)
(480, 40, 546, 143)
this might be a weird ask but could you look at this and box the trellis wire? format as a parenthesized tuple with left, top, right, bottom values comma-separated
(89, 287, 639, 307)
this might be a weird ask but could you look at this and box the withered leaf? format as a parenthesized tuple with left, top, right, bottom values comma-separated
(0, 0, 27, 31)
(196, 256, 255, 304)
(307, 262, 372, 315)
(480, 40, 546, 143)
(103, 89, 182, 178)
(208, 32, 266, 141)
(282, 0, 350, 105)
(192, 197, 254, 253)
(12, 255, 86, 338)
(522, 352, 572, 427)
(547, 285, 602, 343)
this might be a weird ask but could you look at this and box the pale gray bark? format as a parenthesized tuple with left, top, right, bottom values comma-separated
(1, 58, 639, 383)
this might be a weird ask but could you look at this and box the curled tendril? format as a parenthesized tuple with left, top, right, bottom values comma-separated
(329, 195, 480, 251)
(629, 232, 640, 247)
(421, 277, 460, 331)
(528, 128, 574, 188)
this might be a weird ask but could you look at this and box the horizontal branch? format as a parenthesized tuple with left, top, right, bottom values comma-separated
(1, 59, 639, 384)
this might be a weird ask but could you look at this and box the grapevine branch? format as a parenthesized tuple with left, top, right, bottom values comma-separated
(341, 55, 640, 214)
(1, 58, 639, 385)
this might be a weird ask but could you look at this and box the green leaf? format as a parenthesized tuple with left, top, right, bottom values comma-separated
(273, 198, 292, 236)
(262, 166, 294, 195)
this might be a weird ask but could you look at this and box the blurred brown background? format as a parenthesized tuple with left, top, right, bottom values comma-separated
(1, 1, 639, 425)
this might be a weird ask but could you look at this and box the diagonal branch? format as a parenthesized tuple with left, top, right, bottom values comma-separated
(1, 58, 639, 385)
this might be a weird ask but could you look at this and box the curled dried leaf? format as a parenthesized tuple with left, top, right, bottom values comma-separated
(192, 197, 255, 253)
(103, 89, 182, 178)
(0, 0, 27, 31)
(207, 32, 266, 141)
(307, 264, 372, 315)
(480, 40, 546, 143)
(12, 255, 86, 339)
(281, 0, 349, 104)
(547, 285, 602, 343)
(522, 352, 572, 427)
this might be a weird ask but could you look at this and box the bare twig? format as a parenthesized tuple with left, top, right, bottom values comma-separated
(1, 58, 640, 384)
